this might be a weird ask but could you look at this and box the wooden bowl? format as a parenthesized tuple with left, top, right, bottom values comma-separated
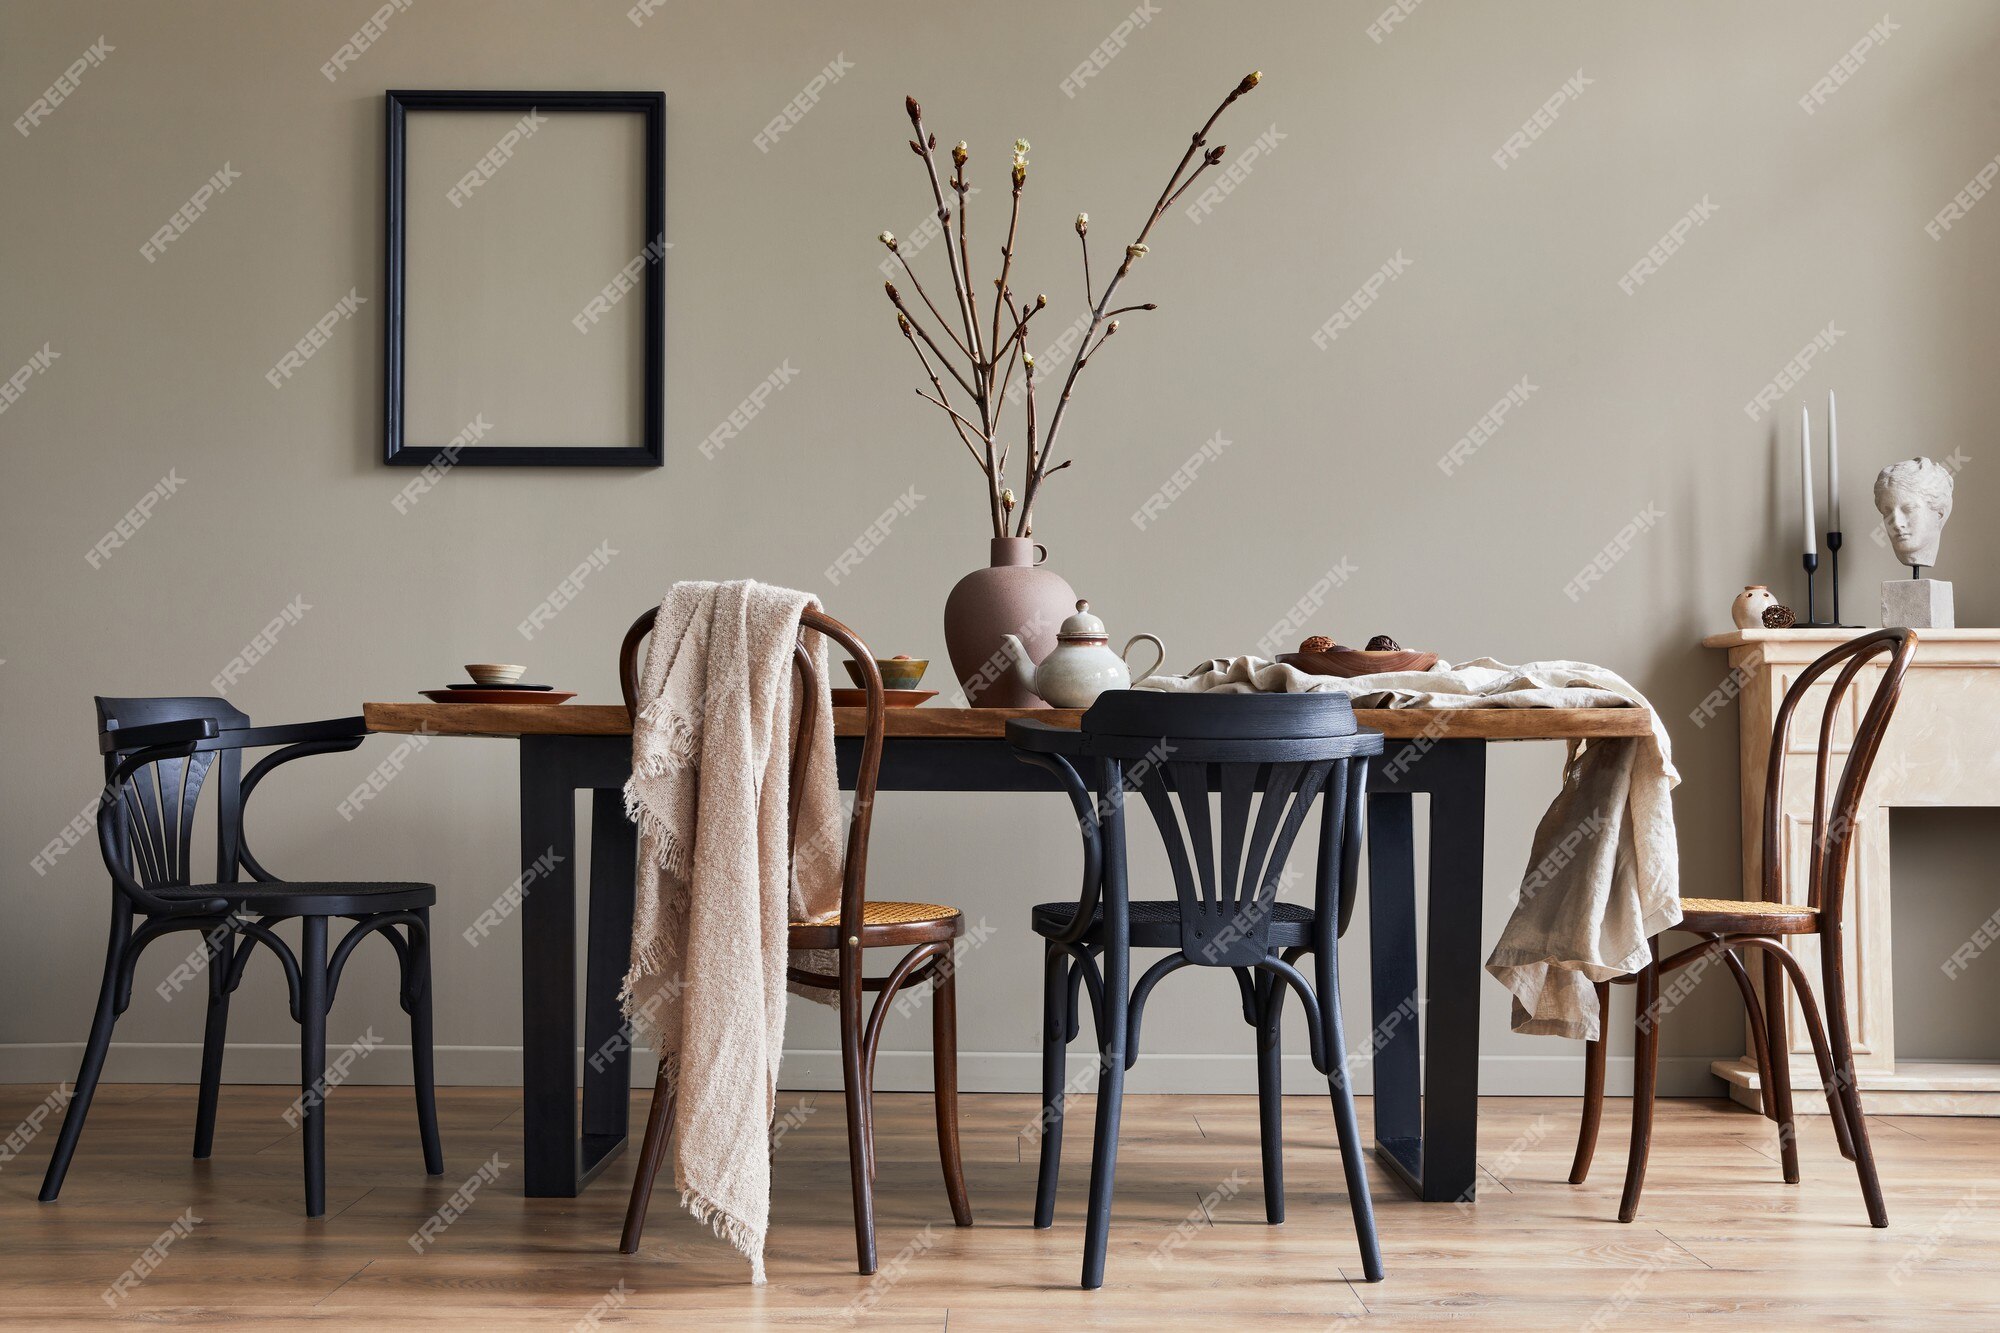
(1277, 649, 1440, 678)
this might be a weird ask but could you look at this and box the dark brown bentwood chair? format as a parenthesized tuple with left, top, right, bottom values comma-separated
(1570, 629, 1916, 1226)
(616, 606, 973, 1273)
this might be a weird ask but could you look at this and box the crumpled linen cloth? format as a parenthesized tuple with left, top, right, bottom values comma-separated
(619, 580, 844, 1283)
(1136, 657, 1680, 1040)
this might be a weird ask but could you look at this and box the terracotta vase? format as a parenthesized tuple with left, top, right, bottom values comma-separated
(943, 538, 1078, 707)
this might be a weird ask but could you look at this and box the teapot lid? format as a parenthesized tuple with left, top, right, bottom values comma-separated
(1058, 599, 1107, 640)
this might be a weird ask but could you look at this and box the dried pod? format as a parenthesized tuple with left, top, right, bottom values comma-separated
(1365, 635, 1401, 651)
(1300, 635, 1335, 655)
(1762, 603, 1797, 629)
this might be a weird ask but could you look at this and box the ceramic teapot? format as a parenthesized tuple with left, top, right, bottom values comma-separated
(998, 600, 1166, 708)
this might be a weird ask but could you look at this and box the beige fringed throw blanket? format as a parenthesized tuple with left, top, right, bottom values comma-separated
(620, 580, 843, 1284)
(1137, 657, 1680, 1041)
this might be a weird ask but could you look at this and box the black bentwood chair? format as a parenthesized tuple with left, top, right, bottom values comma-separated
(1010, 691, 1386, 1290)
(39, 697, 444, 1217)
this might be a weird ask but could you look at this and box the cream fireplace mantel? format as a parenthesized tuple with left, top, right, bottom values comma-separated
(1702, 628, 2000, 1115)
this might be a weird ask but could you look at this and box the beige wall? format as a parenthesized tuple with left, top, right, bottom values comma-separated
(6, 0, 2000, 1098)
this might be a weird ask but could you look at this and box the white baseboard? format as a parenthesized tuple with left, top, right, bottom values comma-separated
(0, 1042, 1725, 1099)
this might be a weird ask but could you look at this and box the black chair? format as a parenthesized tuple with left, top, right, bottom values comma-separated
(38, 697, 444, 1217)
(1010, 691, 1385, 1290)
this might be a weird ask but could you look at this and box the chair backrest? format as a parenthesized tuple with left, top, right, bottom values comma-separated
(1080, 691, 1383, 966)
(619, 603, 886, 940)
(1762, 629, 1916, 932)
(96, 696, 251, 889)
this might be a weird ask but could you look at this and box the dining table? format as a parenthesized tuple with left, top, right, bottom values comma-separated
(362, 699, 1651, 1205)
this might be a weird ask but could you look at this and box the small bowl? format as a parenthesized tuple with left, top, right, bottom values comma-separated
(843, 657, 928, 691)
(465, 662, 527, 685)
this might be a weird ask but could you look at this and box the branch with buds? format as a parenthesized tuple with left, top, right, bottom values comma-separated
(878, 71, 1261, 538)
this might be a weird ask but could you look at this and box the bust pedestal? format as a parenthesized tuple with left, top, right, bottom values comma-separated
(1702, 628, 2000, 1115)
(1882, 578, 1954, 629)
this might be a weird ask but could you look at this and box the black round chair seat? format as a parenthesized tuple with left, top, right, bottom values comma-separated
(1032, 898, 1318, 951)
(154, 881, 437, 916)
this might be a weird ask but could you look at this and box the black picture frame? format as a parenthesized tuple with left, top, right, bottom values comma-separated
(384, 89, 665, 468)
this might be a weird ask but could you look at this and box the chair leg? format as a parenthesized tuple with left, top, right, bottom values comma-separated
(1758, 952, 1800, 1184)
(39, 915, 128, 1203)
(407, 910, 444, 1176)
(1034, 944, 1069, 1229)
(1255, 974, 1286, 1225)
(1820, 931, 1888, 1228)
(193, 923, 233, 1160)
(1318, 944, 1383, 1283)
(619, 1065, 676, 1254)
(299, 916, 329, 1219)
(1568, 979, 1612, 1185)
(840, 949, 878, 1275)
(931, 960, 973, 1227)
(1617, 941, 1661, 1224)
(1080, 1034, 1127, 1291)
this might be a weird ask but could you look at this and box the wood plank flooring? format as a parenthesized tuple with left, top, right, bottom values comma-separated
(3, 1084, 1995, 1327)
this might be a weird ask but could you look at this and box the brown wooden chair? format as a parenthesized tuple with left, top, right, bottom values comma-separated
(1569, 628, 1915, 1226)
(615, 605, 973, 1273)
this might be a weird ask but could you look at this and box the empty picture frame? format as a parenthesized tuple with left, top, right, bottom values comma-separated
(385, 90, 665, 467)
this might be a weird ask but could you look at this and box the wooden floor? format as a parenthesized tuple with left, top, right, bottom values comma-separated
(5, 1084, 1996, 1328)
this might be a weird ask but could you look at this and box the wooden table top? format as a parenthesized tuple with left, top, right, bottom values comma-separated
(363, 701, 1653, 741)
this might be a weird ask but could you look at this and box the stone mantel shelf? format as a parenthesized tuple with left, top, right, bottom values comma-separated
(1703, 628, 2000, 1115)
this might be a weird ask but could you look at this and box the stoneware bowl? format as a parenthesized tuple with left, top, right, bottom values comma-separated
(844, 657, 928, 691)
(465, 662, 527, 686)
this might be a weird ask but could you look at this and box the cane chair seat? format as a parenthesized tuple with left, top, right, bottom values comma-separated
(1676, 897, 1820, 935)
(788, 900, 964, 950)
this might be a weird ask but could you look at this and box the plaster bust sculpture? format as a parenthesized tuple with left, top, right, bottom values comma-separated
(1874, 457, 1954, 572)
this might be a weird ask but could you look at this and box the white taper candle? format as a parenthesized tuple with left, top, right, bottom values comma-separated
(1827, 390, 1840, 531)
(1801, 404, 1816, 555)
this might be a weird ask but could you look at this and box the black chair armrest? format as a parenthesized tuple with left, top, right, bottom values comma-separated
(98, 717, 219, 755)
(235, 721, 368, 883)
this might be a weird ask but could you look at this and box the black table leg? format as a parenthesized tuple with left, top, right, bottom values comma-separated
(518, 737, 632, 1198)
(519, 736, 580, 1198)
(1366, 739, 1487, 1203)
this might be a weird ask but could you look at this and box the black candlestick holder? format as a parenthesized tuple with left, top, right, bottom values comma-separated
(1798, 540, 1856, 630)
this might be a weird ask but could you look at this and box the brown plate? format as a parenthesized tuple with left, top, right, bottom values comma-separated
(1277, 650, 1440, 678)
(421, 689, 576, 705)
(830, 688, 938, 709)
